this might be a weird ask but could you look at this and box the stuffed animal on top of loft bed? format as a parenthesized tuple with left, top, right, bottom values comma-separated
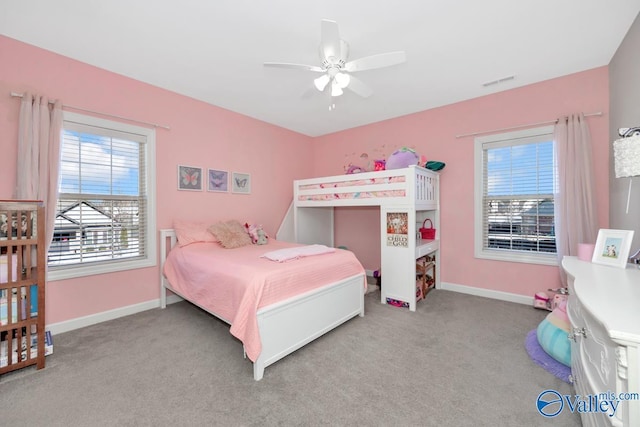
(382, 147, 446, 172)
(385, 147, 420, 170)
(344, 146, 445, 173)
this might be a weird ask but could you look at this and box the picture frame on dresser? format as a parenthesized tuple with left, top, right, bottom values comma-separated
(591, 228, 635, 268)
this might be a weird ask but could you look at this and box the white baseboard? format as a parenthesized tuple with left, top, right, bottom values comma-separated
(46, 281, 531, 337)
(47, 294, 183, 336)
(439, 281, 533, 306)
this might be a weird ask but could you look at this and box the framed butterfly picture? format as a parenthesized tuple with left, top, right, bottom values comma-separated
(177, 165, 203, 191)
(207, 169, 228, 192)
(232, 172, 251, 194)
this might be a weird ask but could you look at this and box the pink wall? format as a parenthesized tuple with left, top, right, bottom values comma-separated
(0, 36, 312, 325)
(0, 34, 611, 327)
(315, 67, 610, 297)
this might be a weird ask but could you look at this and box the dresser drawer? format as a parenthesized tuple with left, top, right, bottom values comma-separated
(579, 306, 619, 395)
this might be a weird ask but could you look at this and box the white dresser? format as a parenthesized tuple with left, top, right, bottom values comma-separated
(562, 256, 640, 427)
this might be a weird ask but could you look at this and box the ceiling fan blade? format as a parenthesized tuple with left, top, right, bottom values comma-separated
(346, 75, 373, 98)
(320, 19, 341, 61)
(264, 62, 324, 72)
(344, 51, 407, 72)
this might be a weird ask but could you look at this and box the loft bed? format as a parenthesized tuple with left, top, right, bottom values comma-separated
(292, 165, 440, 311)
(159, 229, 366, 381)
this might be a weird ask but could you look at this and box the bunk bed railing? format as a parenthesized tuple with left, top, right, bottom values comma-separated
(294, 165, 438, 208)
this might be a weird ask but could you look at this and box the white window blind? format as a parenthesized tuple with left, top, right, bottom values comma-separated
(474, 126, 557, 265)
(48, 112, 156, 280)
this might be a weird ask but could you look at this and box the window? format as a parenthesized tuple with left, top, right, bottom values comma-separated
(474, 126, 557, 265)
(48, 112, 156, 281)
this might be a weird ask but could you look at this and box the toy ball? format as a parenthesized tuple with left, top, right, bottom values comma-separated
(385, 147, 419, 170)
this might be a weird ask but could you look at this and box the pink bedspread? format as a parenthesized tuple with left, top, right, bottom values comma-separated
(162, 240, 366, 362)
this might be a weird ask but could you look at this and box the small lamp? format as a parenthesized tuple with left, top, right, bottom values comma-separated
(613, 132, 640, 214)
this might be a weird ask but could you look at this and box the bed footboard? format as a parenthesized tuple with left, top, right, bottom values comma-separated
(253, 273, 365, 380)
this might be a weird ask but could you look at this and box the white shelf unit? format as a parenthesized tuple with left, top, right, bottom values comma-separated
(293, 165, 440, 311)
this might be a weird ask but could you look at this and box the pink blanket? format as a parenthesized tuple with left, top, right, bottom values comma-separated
(162, 240, 365, 362)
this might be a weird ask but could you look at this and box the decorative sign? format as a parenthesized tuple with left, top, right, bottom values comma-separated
(386, 212, 408, 247)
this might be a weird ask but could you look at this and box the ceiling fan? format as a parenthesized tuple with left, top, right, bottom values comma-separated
(264, 19, 406, 103)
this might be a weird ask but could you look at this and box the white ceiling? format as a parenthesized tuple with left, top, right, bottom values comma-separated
(2, 1, 639, 137)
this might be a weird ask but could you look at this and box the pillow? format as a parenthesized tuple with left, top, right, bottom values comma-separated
(208, 220, 252, 249)
(536, 301, 571, 367)
(173, 220, 217, 247)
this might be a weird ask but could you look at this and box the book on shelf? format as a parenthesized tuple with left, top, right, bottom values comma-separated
(0, 329, 53, 367)
(44, 330, 53, 355)
(0, 285, 39, 325)
(0, 253, 18, 283)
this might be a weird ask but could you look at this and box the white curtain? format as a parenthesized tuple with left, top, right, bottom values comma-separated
(554, 113, 599, 284)
(16, 93, 63, 253)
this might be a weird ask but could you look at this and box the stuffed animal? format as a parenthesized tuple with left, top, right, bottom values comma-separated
(256, 229, 268, 245)
(245, 223, 268, 244)
(385, 147, 419, 170)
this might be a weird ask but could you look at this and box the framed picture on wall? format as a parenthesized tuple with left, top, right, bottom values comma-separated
(177, 165, 203, 191)
(232, 172, 251, 194)
(207, 169, 228, 192)
(592, 229, 635, 268)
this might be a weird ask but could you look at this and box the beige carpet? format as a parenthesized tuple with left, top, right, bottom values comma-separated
(0, 289, 581, 426)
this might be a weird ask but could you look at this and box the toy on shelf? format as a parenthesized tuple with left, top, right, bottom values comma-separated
(373, 160, 386, 171)
(424, 160, 446, 171)
(385, 147, 419, 170)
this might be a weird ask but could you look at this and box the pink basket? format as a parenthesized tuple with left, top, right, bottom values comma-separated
(419, 219, 436, 240)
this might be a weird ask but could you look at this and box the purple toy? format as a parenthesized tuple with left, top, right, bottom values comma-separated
(385, 147, 419, 170)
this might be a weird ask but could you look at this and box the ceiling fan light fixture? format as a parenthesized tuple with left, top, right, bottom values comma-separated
(265, 20, 405, 104)
(331, 80, 344, 97)
(314, 74, 330, 91)
(334, 72, 350, 89)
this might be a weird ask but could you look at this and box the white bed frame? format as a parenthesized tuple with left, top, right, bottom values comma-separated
(159, 229, 365, 381)
(292, 165, 440, 311)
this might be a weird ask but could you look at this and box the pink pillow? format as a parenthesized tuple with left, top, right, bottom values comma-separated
(173, 220, 217, 247)
(208, 220, 252, 249)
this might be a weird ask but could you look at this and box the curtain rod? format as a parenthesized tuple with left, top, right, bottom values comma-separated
(455, 111, 603, 139)
(10, 92, 171, 130)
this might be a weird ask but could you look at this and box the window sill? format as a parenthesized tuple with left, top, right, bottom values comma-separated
(47, 257, 156, 281)
(475, 249, 558, 266)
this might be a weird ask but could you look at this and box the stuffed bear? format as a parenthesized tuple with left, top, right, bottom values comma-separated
(256, 229, 268, 245)
(245, 223, 268, 244)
